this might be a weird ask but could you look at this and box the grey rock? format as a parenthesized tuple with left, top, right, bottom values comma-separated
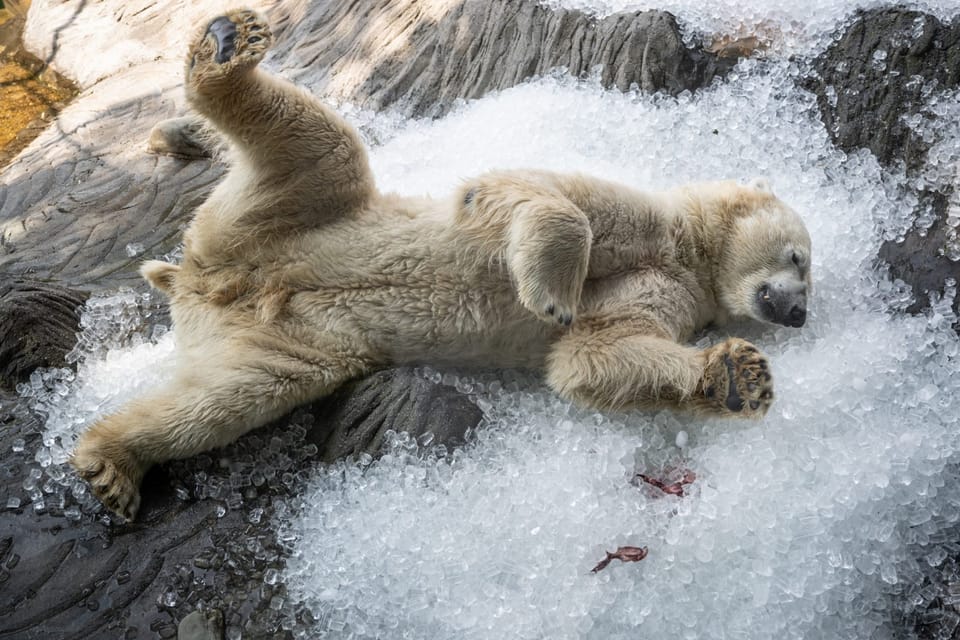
(807, 8, 960, 322)
(0, 280, 87, 390)
(273, 0, 734, 118)
(809, 8, 960, 171)
(877, 191, 958, 320)
(310, 367, 481, 462)
(177, 609, 223, 640)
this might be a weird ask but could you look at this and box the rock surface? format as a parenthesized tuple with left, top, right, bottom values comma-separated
(0, 280, 87, 389)
(273, 0, 736, 118)
(807, 8, 960, 320)
(809, 8, 960, 171)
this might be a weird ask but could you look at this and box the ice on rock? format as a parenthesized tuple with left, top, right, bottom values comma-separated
(540, 0, 960, 56)
(124, 242, 145, 258)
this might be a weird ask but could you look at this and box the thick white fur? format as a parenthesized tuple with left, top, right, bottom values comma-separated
(72, 10, 812, 520)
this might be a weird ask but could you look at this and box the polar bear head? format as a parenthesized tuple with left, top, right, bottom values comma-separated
(712, 179, 812, 328)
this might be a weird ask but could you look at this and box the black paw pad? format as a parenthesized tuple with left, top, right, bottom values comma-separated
(207, 17, 237, 64)
(722, 355, 744, 412)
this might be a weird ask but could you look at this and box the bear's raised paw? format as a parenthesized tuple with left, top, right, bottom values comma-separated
(187, 10, 273, 91)
(698, 338, 773, 418)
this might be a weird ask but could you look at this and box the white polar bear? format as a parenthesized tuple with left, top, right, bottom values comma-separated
(71, 10, 812, 521)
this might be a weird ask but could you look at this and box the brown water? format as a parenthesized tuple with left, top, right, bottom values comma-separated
(0, 0, 77, 167)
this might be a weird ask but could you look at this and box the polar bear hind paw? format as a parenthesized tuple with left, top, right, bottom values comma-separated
(513, 257, 582, 327)
(510, 222, 589, 327)
(188, 10, 272, 85)
(71, 437, 143, 522)
(699, 338, 773, 418)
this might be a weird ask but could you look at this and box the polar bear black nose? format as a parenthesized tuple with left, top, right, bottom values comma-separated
(755, 283, 807, 327)
(787, 305, 806, 327)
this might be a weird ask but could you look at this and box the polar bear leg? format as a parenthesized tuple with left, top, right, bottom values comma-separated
(546, 323, 773, 418)
(185, 11, 374, 209)
(459, 177, 591, 326)
(71, 341, 373, 521)
(546, 320, 703, 411)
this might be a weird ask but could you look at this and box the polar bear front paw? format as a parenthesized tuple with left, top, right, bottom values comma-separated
(71, 432, 144, 522)
(187, 10, 273, 90)
(699, 338, 773, 418)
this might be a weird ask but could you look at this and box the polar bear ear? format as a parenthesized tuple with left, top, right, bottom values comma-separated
(748, 177, 773, 193)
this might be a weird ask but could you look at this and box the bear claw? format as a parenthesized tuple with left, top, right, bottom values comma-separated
(207, 17, 237, 63)
(187, 10, 273, 91)
(700, 338, 773, 418)
(71, 437, 144, 522)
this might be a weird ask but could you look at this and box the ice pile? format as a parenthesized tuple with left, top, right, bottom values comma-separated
(278, 28, 960, 640)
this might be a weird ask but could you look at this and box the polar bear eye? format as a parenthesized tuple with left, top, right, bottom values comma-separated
(791, 252, 800, 266)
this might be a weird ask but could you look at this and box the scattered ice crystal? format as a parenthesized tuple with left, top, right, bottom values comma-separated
(124, 242, 145, 258)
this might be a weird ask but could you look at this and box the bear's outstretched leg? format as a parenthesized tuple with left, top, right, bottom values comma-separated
(185, 10, 374, 212)
(71, 340, 374, 521)
(547, 322, 773, 418)
(458, 175, 591, 326)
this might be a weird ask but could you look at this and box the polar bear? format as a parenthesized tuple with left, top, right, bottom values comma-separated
(71, 10, 811, 521)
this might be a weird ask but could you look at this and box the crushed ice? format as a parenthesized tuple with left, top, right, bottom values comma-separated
(12, 1, 960, 638)
(541, 0, 960, 55)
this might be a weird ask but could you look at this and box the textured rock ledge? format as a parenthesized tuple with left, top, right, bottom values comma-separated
(272, 0, 737, 118)
(806, 8, 960, 321)
(0, 280, 87, 389)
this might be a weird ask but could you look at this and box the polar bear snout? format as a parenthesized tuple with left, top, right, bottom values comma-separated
(756, 281, 807, 327)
